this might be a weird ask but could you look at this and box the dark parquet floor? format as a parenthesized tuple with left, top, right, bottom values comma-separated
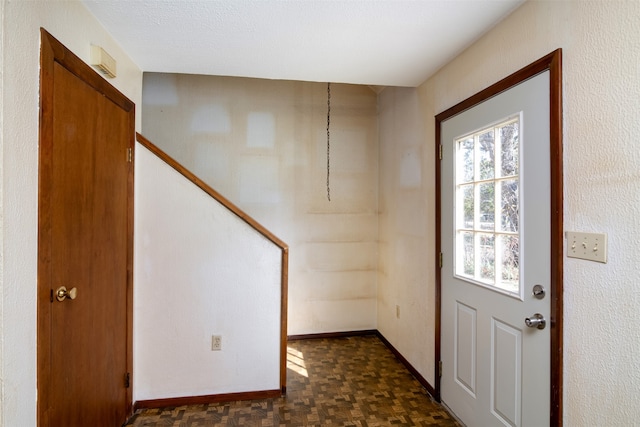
(125, 335, 460, 426)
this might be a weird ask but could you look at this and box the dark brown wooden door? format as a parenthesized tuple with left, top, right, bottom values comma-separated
(38, 30, 134, 426)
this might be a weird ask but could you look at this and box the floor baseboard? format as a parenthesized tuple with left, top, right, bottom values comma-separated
(287, 329, 377, 341)
(374, 331, 437, 398)
(134, 389, 282, 411)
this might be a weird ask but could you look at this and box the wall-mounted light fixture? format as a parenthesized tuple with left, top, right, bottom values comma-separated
(90, 45, 116, 78)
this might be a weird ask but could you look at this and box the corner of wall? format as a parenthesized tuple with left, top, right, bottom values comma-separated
(0, 0, 6, 423)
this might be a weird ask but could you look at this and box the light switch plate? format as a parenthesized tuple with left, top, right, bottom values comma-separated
(566, 231, 607, 263)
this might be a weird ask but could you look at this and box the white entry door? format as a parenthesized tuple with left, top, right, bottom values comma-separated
(440, 71, 550, 426)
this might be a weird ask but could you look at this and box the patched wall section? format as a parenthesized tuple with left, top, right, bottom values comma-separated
(142, 76, 379, 335)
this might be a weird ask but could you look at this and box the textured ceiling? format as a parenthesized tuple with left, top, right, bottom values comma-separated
(83, 0, 524, 87)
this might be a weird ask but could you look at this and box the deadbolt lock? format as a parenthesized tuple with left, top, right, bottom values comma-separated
(532, 284, 546, 299)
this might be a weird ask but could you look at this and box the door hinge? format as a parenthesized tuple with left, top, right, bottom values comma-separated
(439, 144, 443, 160)
(439, 360, 443, 377)
(127, 147, 132, 163)
(125, 372, 130, 388)
(439, 252, 443, 268)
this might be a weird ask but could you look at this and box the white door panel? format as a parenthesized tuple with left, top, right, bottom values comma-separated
(455, 302, 477, 397)
(492, 318, 522, 426)
(441, 72, 550, 427)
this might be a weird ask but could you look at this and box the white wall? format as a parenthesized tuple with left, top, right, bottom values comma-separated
(142, 76, 379, 335)
(0, 1, 143, 425)
(379, 0, 640, 424)
(134, 144, 282, 400)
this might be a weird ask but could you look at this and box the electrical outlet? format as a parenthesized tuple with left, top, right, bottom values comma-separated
(396, 305, 400, 319)
(211, 335, 222, 351)
(566, 231, 607, 263)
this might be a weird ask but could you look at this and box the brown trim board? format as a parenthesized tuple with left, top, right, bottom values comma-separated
(434, 49, 563, 426)
(287, 330, 377, 341)
(134, 390, 282, 411)
(136, 133, 289, 394)
(375, 332, 437, 398)
(136, 133, 286, 249)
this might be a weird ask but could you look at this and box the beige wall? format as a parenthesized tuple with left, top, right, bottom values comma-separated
(377, 87, 435, 383)
(379, 0, 640, 424)
(142, 75, 379, 335)
(0, 1, 143, 424)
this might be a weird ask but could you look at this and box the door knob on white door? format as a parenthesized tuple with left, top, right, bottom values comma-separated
(525, 313, 546, 330)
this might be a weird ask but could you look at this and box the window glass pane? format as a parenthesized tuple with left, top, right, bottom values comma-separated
(459, 137, 474, 183)
(453, 117, 520, 295)
(478, 130, 494, 180)
(500, 180, 519, 232)
(461, 184, 474, 229)
(499, 235, 519, 292)
(462, 232, 474, 276)
(500, 122, 519, 177)
(479, 233, 495, 282)
(479, 182, 494, 231)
